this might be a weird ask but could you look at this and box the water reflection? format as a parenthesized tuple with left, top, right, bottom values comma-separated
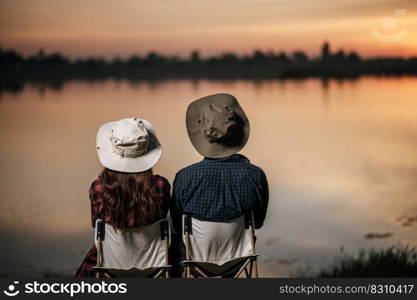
(0, 78, 416, 277)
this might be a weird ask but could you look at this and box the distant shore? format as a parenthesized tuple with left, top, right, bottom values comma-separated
(2, 42, 417, 93)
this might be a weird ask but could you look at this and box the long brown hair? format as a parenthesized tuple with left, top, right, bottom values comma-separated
(100, 168, 155, 230)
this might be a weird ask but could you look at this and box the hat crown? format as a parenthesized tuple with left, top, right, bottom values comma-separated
(200, 104, 237, 143)
(186, 93, 250, 158)
(110, 118, 149, 158)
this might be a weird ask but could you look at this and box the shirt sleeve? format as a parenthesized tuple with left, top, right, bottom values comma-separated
(253, 169, 269, 229)
(89, 179, 104, 228)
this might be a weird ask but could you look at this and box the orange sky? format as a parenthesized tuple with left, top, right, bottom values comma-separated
(0, 0, 416, 58)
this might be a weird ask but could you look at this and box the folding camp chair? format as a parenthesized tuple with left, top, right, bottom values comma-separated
(182, 211, 258, 278)
(93, 218, 171, 278)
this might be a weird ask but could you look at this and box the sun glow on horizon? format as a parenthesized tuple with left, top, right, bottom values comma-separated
(0, 0, 416, 59)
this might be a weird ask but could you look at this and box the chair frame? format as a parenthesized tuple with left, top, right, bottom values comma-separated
(182, 211, 258, 278)
(93, 218, 171, 278)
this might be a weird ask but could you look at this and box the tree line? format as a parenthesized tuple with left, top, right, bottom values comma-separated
(1, 42, 417, 92)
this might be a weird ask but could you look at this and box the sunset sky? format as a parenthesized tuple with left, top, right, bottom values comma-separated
(1, 0, 416, 59)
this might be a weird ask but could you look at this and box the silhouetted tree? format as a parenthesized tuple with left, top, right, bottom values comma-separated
(190, 50, 200, 63)
(220, 52, 238, 63)
(252, 50, 267, 62)
(334, 50, 346, 63)
(347, 51, 361, 63)
(276, 52, 290, 63)
(144, 51, 165, 65)
(292, 51, 309, 64)
(321, 41, 331, 61)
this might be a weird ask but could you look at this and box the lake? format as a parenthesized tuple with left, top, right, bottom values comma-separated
(0, 77, 416, 277)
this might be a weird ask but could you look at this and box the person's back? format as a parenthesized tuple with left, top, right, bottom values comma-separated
(173, 154, 268, 228)
(75, 117, 170, 277)
(170, 94, 269, 272)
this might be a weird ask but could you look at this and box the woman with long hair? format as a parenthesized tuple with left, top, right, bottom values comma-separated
(75, 117, 170, 277)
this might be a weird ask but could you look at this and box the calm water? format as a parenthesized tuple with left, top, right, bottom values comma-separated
(0, 77, 416, 277)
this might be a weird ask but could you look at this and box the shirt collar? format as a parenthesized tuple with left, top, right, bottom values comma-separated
(203, 154, 249, 163)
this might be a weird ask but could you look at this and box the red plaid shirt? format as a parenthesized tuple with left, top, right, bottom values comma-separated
(75, 174, 171, 277)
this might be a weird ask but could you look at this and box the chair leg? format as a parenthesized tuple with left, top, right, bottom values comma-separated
(234, 259, 251, 278)
(154, 268, 165, 278)
(248, 215, 259, 278)
(193, 265, 209, 278)
(185, 264, 191, 278)
(184, 232, 192, 278)
(253, 259, 258, 278)
(248, 260, 253, 278)
(244, 266, 250, 278)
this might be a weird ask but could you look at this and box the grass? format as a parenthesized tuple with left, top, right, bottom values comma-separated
(297, 244, 417, 277)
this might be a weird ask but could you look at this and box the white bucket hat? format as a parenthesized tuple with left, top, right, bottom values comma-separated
(96, 117, 162, 173)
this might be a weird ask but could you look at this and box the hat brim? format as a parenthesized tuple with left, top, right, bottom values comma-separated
(186, 94, 250, 158)
(96, 119, 162, 173)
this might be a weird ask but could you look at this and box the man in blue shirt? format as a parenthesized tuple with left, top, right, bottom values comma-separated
(170, 93, 269, 273)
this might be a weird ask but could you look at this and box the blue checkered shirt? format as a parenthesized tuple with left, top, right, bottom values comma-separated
(168, 154, 269, 267)
(171, 154, 269, 228)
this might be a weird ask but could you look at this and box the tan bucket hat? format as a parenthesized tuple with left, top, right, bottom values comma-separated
(96, 117, 162, 173)
(186, 93, 250, 158)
